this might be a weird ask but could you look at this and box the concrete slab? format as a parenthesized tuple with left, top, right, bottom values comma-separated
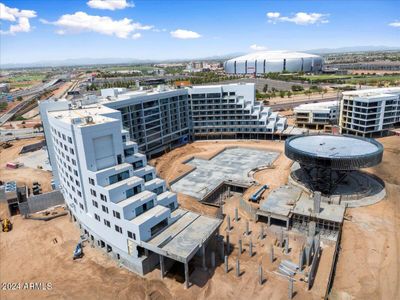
(258, 185, 302, 217)
(171, 147, 279, 200)
(17, 149, 52, 171)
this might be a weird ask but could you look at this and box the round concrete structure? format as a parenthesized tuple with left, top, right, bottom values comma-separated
(285, 135, 383, 170)
(224, 51, 323, 74)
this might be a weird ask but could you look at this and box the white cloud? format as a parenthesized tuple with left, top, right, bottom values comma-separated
(132, 32, 141, 39)
(0, 3, 37, 35)
(267, 11, 329, 25)
(87, 0, 134, 10)
(170, 29, 201, 39)
(43, 12, 152, 39)
(389, 21, 400, 28)
(250, 44, 267, 51)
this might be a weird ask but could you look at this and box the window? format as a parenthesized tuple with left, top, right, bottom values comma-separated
(104, 219, 111, 227)
(100, 194, 107, 202)
(68, 137, 72, 143)
(62, 134, 66, 141)
(102, 205, 109, 213)
(115, 225, 122, 234)
(77, 191, 82, 197)
(79, 203, 84, 210)
(72, 159, 76, 166)
(126, 185, 141, 198)
(90, 189, 97, 197)
(74, 170, 78, 176)
(113, 210, 120, 219)
(127, 231, 136, 240)
(75, 180, 80, 187)
(70, 148, 74, 155)
(89, 178, 95, 185)
(95, 213, 100, 221)
(109, 170, 130, 185)
(92, 200, 98, 208)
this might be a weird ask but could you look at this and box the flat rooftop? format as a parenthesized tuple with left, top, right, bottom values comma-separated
(49, 106, 117, 126)
(292, 193, 345, 223)
(171, 147, 279, 200)
(258, 185, 302, 218)
(287, 135, 380, 158)
(142, 209, 222, 263)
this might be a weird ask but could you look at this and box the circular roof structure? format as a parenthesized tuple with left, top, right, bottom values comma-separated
(285, 135, 383, 170)
(224, 51, 323, 74)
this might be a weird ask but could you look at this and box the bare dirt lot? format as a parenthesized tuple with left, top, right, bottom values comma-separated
(0, 137, 52, 192)
(1, 137, 399, 300)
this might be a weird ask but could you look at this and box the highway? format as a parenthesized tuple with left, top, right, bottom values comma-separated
(269, 96, 338, 111)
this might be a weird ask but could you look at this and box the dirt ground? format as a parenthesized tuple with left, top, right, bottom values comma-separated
(0, 137, 52, 193)
(0, 137, 399, 300)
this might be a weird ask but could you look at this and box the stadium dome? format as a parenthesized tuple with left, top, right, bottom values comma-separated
(224, 51, 323, 74)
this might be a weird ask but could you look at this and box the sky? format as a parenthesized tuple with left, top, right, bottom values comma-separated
(0, 0, 399, 64)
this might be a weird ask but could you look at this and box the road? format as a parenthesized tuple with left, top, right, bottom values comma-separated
(269, 96, 338, 110)
(0, 128, 43, 142)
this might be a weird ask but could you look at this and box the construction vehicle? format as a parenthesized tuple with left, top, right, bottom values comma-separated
(1, 218, 12, 232)
(73, 242, 83, 260)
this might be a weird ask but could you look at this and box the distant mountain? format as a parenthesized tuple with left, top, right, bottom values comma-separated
(0, 52, 244, 69)
(306, 45, 400, 54)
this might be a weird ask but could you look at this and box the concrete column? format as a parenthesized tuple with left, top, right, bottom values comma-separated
(226, 233, 230, 254)
(305, 245, 311, 266)
(249, 238, 253, 257)
(270, 245, 274, 263)
(234, 207, 239, 222)
(227, 215, 231, 231)
(298, 247, 304, 271)
(309, 221, 316, 237)
(159, 255, 165, 279)
(268, 216, 271, 227)
(280, 229, 284, 248)
(313, 192, 321, 213)
(184, 262, 189, 289)
(211, 251, 216, 269)
(245, 220, 249, 235)
(236, 258, 240, 277)
(258, 265, 263, 285)
(260, 224, 265, 240)
(288, 277, 293, 299)
(224, 255, 228, 273)
(220, 239, 225, 260)
(284, 237, 289, 254)
(202, 244, 207, 271)
(238, 238, 242, 255)
(286, 220, 290, 230)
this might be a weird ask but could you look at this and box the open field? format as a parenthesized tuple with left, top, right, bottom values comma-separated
(0, 137, 399, 300)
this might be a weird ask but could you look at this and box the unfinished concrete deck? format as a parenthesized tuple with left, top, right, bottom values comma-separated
(142, 208, 222, 263)
(258, 185, 302, 217)
(171, 147, 279, 200)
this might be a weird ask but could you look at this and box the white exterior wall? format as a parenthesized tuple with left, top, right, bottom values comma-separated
(43, 105, 178, 274)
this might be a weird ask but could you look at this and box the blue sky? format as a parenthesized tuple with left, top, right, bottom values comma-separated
(1, 0, 399, 64)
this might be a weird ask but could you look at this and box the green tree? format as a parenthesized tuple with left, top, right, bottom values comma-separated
(305, 89, 312, 99)
(287, 91, 293, 98)
(279, 91, 286, 98)
(263, 84, 268, 93)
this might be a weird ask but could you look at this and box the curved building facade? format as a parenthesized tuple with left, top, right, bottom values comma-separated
(224, 51, 323, 74)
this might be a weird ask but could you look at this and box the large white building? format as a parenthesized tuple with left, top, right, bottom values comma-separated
(224, 51, 323, 74)
(189, 83, 287, 138)
(294, 101, 339, 130)
(39, 101, 221, 286)
(340, 87, 400, 137)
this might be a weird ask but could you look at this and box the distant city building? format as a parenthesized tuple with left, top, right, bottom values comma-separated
(340, 87, 400, 137)
(224, 51, 323, 74)
(0, 83, 10, 93)
(294, 101, 339, 130)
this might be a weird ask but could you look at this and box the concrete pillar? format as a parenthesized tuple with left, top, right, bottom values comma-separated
(228, 186, 231, 197)
(280, 229, 284, 248)
(298, 247, 304, 271)
(249, 238, 253, 257)
(258, 265, 263, 285)
(260, 224, 265, 240)
(211, 251, 216, 269)
(309, 221, 316, 237)
(226, 233, 230, 254)
(288, 277, 293, 299)
(234, 207, 239, 222)
(286, 220, 290, 230)
(236, 258, 240, 277)
(268, 216, 271, 227)
(220, 239, 225, 260)
(159, 255, 165, 279)
(305, 245, 311, 266)
(314, 192, 321, 213)
(284, 237, 289, 255)
(184, 262, 189, 289)
(202, 244, 207, 271)
(245, 220, 249, 235)
(270, 245, 274, 263)
(238, 238, 242, 255)
(227, 215, 231, 231)
(224, 255, 228, 273)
